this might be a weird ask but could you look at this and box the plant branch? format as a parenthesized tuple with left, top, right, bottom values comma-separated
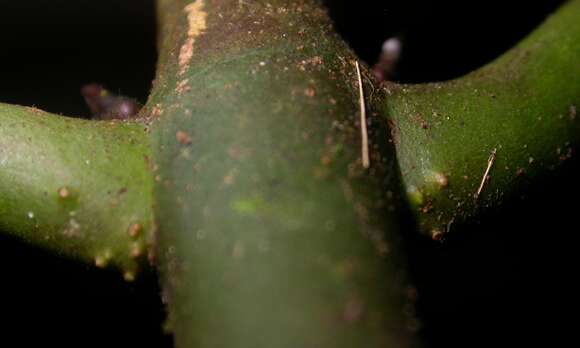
(146, 0, 420, 347)
(0, 103, 154, 278)
(381, 0, 580, 237)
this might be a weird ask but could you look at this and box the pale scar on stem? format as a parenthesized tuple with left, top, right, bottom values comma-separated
(178, 0, 208, 76)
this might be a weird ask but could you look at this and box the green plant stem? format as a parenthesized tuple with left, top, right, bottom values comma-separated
(0, 0, 577, 346)
(0, 103, 153, 278)
(147, 0, 420, 347)
(380, 0, 580, 237)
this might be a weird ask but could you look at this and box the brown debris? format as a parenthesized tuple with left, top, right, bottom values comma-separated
(128, 223, 142, 238)
(176, 131, 192, 145)
(304, 86, 316, 97)
(431, 229, 444, 241)
(58, 186, 70, 199)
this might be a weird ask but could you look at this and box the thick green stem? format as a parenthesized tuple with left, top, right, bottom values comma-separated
(0, 103, 153, 278)
(148, 0, 420, 347)
(381, 0, 580, 237)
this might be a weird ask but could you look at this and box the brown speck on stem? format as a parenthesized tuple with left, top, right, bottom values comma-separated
(304, 86, 316, 97)
(58, 186, 70, 199)
(431, 229, 444, 241)
(420, 201, 433, 214)
(128, 223, 142, 238)
(320, 155, 332, 166)
(95, 256, 107, 268)
(176, 131, 192, 145)
(435, 173, 449, 188)
(130, 243, 143, 259)
(150, 104, 163, 118)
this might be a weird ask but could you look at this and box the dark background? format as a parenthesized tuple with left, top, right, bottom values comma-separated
(0, 0, 576, 347)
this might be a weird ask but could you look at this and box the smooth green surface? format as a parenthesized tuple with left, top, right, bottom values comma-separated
(383, 0, 580, 236)
(0, 103, 153, 276)
(148, 1, 420, 347)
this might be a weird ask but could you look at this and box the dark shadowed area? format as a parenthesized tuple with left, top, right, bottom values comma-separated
(0, 0, 576, 347)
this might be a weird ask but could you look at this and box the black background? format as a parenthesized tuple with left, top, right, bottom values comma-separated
(0, 1, 576, 347)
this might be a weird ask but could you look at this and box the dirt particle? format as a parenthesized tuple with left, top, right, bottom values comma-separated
(176, 131, 192, 145)
(128, 223, 142, 238)
(298, 56, 323, 71)
(420, 201, 433, 214)
(570, 105, 577, 120)
(516, 168, 525, 177)
(304, 86, 316, 97)
(150, 104, 163, 118)
(130, 243, 143, 259)
(25, 106, 43, 114)
(94, 250, 111, 268)
(63, 218, 81, 237)
(431, 229, 444, 241)
(434, 172, 449, 188)
(95, 256, 107, 268)
(320, 155, 332, 166)
(58, 186, 70, 199)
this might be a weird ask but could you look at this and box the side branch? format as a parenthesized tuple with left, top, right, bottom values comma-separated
(382, 0, 580, 236)
(0, 103, 153, 278)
